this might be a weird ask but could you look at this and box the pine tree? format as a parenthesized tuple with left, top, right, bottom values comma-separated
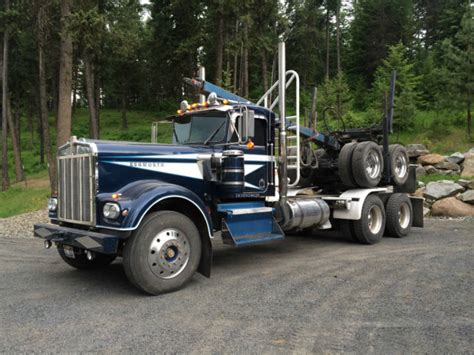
(370, 43, 420, 131)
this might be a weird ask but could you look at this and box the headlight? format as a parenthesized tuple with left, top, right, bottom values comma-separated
(103, 202, 121, 219)
(48, 198, 58, 211)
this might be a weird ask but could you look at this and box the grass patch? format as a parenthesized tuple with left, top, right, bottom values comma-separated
(0, 186, 50, 218)
(418, 174, 462, 184)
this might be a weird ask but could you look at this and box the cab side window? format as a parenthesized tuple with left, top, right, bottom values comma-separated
(229, 116, 267, 146)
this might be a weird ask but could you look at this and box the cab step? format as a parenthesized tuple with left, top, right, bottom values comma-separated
(217, 202, 285, 247)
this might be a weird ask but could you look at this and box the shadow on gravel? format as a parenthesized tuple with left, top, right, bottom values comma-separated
(44, 230, 354, 296)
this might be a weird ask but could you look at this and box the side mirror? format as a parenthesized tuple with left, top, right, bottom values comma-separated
(238, 110, 255, 141)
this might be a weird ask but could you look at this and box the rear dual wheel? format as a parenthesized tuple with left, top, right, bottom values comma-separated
(339, 142, 409, 188)
(385, 193, 413, 238)
(339, 142, 384, 188)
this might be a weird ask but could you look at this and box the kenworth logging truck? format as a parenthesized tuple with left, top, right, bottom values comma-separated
(34, 43, 423, 295)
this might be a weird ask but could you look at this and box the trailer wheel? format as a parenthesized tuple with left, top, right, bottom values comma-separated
(352, 142, 384, 188)
(385, 193, 412, 238)
(338, 142, 358, 187)
(353, 194, 386, 244)
(389, 144, 409, 186)
(123, 210, 201, 295)
(57, 245, 116, 270)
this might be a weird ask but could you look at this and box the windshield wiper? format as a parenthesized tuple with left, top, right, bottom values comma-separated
(203, 121, 226, 145)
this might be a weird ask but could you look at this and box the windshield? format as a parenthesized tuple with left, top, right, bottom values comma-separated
(173, 112, 228, 145)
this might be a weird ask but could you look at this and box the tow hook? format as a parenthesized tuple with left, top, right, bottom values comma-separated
(85, 250, 95, 261)
(44, 240, 52, 249)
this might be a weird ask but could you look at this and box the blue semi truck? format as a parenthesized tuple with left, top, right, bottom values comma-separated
(34, 43, 423, 295)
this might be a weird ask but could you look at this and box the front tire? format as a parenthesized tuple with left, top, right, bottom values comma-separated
(57, 245, 116, 270)
(385, 193, 413, 238)
(123, 211, 201, 295)
(353, 195, 386, 244)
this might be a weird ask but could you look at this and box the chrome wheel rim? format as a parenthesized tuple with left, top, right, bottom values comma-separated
(366, 150, 381, 179)
(399, 202, 410, 229)
(148, 228, 190, 279)
(367, 205, 383, 234)
(394, 153, 408, 179)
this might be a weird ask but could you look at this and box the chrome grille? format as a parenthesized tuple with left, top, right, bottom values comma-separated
(58, 154, 96, 225)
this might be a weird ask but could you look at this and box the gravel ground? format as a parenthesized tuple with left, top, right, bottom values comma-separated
(0, 209, 48, 238)
(0, 217, 473, 353)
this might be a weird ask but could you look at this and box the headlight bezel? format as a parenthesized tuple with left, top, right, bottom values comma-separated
(48, 197, 58, 212)
(103, 202, 121, 220)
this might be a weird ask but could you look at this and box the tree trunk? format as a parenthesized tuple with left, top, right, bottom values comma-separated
(336, 0, 341, 75)
(84, 54, 99, 139)
(57, 0, 73, 148)
(242, 20, 249, 98)
(121, 79, 128, 129)
(214, 3, 224, 86)
(38, 18, 57, 193)
(467, 100, 472, 138)
(261, 50, 268, 93)
(1, 0, 10, 191)
(325, 3, 330, 80)
(37, 106, 44, 165)
(6, 98, 25, 182)
(233, 21, 239, 92)
(27, 104, 35, 149)
(95, 78, 100, 138)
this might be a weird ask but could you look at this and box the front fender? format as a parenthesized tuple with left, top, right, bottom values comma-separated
(97, 180, 212, 237)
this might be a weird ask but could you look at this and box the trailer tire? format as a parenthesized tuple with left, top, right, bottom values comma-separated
(338, 142, 358, 187)
(389, 144, 409, 186)
(385, 193, 412, 238)
(57, 245, 116, 270)
(123, 210, 201, 295)
(353, 194, 386, 244)
(352, 142, 384, 188)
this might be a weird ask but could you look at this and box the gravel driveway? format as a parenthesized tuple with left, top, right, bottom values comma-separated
(0, 217, 473, 353)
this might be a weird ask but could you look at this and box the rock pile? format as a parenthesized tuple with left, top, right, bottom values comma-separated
(407, 144, 474, 217)
(414, 179, 474, 217)
(407, 144, 474, 177)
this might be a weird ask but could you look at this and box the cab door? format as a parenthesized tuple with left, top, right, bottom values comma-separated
(227, 114, 272, 194)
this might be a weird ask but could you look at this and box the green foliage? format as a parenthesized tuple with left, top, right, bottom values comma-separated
(0, 186, 50, 218)
(370, 43, 420, 130)
(418, 174, 461, 184)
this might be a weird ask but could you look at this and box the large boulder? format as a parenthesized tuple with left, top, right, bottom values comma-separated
(461, 153, 474, 178)
(424, 181, 464, 200)
(424, 165, 439, 175)
(460, 190, 474, 204)
(431, 197, 474, 217)
(435, 161, 461, 171)
(418, 153, 445, 166)
(456, 179, 474, 189)
(447, 152, 464, 165)
(406, 144, 429, 158)
(416, 164, 426, 177)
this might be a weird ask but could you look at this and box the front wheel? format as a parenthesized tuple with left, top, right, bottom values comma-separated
(57, 245, 116, 270)
(123, 210, 201, 295)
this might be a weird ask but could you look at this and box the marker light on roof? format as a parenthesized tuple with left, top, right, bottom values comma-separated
(208, 92, 218, 105)
(180, 100, 189, 111)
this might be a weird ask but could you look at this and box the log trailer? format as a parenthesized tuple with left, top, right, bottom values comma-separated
(34, 43, 423, 295)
